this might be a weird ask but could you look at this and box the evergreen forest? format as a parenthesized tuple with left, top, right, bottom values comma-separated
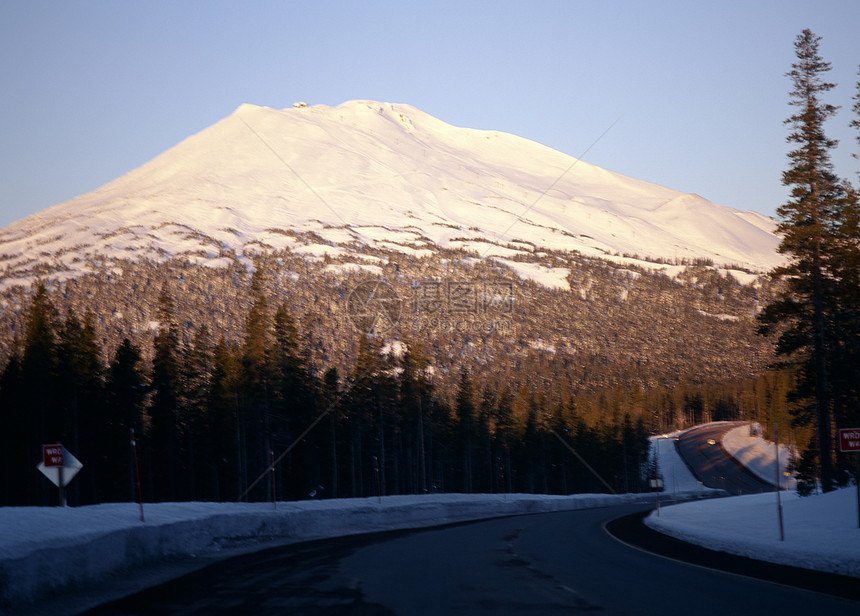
(0, 277, 802, 507)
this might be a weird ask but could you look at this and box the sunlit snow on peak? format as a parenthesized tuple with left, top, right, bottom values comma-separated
(0, 100, 783, 289)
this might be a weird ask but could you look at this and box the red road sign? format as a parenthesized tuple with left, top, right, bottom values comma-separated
(838, 428, 860, 452)
(42, 444, 64, 467)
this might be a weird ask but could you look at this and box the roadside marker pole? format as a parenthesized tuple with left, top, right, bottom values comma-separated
(774, 424, 784, 542)
(373, 456, 381, 504)
(270, 450, 277, 511)
(854, 451, 860, 528)
(131, 429, 145, 523)
(836, 428, 860, 528)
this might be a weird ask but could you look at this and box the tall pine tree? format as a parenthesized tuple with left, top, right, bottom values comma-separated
(149, 284, 182, 501)
(454, 370, 476, 493)
(0, 349, 26, 504)
(21, 284, 62, 504)
(57, 310, 105, 504)
(179, 325, 214, 500)
(758, 30, 858, 492)
(241, 269, 275, 501)
(209, 339, 244, 500)
(104, 338, 147, 502)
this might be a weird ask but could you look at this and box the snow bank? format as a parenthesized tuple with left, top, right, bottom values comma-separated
(0, 492, 652, 608)
(721, 423, 796, 489)
(646, 488, 860, 578)
(647, 425, 859, 579)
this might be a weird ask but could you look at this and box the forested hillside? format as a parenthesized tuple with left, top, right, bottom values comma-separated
(0, 248, 802, 507)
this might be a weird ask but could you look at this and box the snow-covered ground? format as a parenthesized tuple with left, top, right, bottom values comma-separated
(647, 487, 859, 578)
(647, 424, 860, 578)
(1, 423, 856, 613)
(0, 492, 656, 610)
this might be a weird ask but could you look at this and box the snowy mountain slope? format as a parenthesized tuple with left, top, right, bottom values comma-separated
(0, 100, 782, 288)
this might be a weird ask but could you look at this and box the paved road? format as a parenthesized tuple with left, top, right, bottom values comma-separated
(676, 422, 776, 495)
(83, 503, 858, 616)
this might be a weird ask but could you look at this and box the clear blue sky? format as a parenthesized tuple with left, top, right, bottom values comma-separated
(1, 0, 859, 228)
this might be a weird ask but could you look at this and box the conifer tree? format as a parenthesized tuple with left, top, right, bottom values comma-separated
(853, 66, 860, 165)
(454, 370, 476, 492)
(399, 342, 436, 494)
(241, 296, 272, 500)
(343, 335, 377, 497)
(22, 284, 60, 446)
(209, 339, 243, 499)
(320, 367, 341, 498)
(179, 325, 214, 499)
(149, 285, 182, 500)
(0, 349, 27, 504)
(475, 386, 495, 493)
(547, 400, 572, 494)
(104, 338, 147, 502)
(758, 30, 859, 491)
(57, 310, 105, 504)
(18, 284, 64, 504)
(493, 386, 514, 494)
(272, 304, 319, 499)
(839, 65, 860, 431)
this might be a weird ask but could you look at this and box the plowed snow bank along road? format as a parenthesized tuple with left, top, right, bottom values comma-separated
(83, 504, 859, 616)
(676, 422, 776, 495)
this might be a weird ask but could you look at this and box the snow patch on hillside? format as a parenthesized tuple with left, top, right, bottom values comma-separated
(491, 257, 571, 290)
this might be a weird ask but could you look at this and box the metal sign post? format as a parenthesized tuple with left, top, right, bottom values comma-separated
(270, 450, 277, 511)
(837, 428, 860, 529)
(130, 429, 145, 522)
(650, 478, 663, 516)
(774, 424, 785, 541)
(43, 444, 65, 506)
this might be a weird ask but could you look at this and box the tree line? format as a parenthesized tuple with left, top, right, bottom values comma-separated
(0, 275, 656, 506)
(0, 268, 828, 506)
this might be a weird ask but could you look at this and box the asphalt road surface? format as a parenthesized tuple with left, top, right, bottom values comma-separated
(675, 422, 776, 495)
(83, 503, 859, 616)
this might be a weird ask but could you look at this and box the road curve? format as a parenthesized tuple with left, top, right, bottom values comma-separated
(83, 503, 859, 616)
(675, 422, 776, 495)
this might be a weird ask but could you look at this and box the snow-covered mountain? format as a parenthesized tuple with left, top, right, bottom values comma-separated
(0, 100, 781, 288)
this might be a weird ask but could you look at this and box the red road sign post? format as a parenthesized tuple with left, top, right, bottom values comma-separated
(774, 425, 785, 541)
(838, 428, 860, 529)
(38, 444, 82, 506)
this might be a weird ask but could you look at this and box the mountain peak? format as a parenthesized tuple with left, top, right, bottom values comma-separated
(0, 101, 782, 291)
